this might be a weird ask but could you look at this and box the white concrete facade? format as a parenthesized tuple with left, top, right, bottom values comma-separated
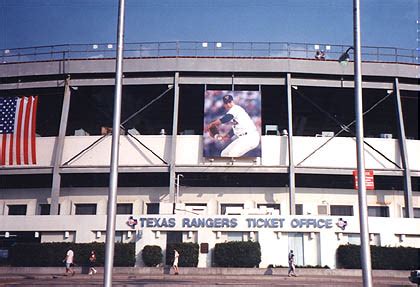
(0, 212, 419, 268)
(1, 135, 420, 267)
(0, 54, 419, 269)
(2, 135, 419, 173)
(1, 182, 419, 268)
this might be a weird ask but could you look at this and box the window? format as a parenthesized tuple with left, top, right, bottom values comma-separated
(75, 204, 97, 215)
(184, 203, 207, 214)
(167, 231, 183, 244)
(38, 204, 61, 215)
(113, 231, 134, 243)
(115, 231, 123, 243)
(415, 208, 420, 218)
(221, 204, 244, 215)
(295, 204, 303, 215)
(39, 204, 50, 215)
(117, 203, 133, 215)
(330, 205, 353, 216)
(8, 205, 27, 215)
(227, 232, 243, 242)
(317, 205, 328, 215)
(257, 203, 280, 214)
(347, 234, 360, 245)
(402, 207, 420, 218)
(146, 203, 159, 214)
(347, 233, 380, 246)
(368, 206, 389, 217)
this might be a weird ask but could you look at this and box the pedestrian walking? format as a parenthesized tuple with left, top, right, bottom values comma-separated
(64, 249, 75, 276)
(88, 250, 97, 275)
(172, 249, 179, 275)
(288, 250, 297, 277)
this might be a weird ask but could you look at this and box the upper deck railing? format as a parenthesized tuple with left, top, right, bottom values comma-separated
(1, 41, 418, 64)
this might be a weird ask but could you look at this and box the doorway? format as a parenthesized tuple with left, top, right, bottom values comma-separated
(165, 231, 183, 265)
(288, 232, 304, 266)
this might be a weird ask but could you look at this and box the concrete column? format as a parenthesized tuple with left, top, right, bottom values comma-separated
(286, 73, 296, 215)
(207, 198, 218, 215)
(50, 77, 71, 215)
(394, 78, 413, 218)
(134, 199, 144, 215)
(259, 230, 280, 267)
(319, 232, 338, 268)
(197, 228, 214, 267)
(169, 72, 180, 204)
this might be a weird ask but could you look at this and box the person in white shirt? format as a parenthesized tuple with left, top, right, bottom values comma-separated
(206, 94, 260, 157)
(172, 249, 179, 275)
(288, 250, 297, 277)
(64, 249, 75, 276)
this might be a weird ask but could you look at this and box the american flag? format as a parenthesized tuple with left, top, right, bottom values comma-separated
(0, 96, 38, 166)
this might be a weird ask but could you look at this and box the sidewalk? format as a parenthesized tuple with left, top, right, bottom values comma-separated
(0, 267, 414, 287)
(0, 266, 411, 277)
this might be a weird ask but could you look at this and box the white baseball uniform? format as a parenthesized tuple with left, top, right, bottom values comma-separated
(221, 105, 260, 157)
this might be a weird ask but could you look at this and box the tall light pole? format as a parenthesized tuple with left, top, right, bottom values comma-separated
(339, 1, 373, 286)
(104, 0, 125, 286)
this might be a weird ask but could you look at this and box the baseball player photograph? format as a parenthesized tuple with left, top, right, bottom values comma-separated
(203, 90, 261, 158)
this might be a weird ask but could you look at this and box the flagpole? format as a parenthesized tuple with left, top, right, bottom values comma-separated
(104, 0, 125, 286)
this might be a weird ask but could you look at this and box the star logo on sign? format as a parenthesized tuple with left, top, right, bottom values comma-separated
(336, 218, 348, 230)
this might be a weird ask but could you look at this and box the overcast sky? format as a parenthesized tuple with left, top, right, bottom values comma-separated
(1, 0, 418, 50)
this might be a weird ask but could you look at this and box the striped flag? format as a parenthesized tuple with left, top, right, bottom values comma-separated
(0, 96, 38, 166)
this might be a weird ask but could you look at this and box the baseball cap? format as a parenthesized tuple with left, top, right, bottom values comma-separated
(222, 94, 233, 104)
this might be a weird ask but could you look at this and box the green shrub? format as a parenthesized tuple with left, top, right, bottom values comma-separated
(142, 245, 163, 267)
(114, 243, 136, 267)
(214, 241, 261, 267)
(337, 244, 420, 270)
(8, 242, 135, 267)
(337, 244, 360, 269)
(166, 242, 199, 267)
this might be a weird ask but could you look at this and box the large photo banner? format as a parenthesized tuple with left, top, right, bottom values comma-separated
(203, 90, 261, 158)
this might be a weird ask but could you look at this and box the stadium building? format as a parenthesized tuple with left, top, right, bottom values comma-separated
(0, 42, 419, 268)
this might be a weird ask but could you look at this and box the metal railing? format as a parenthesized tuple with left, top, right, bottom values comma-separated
(1, 41, 418, 64)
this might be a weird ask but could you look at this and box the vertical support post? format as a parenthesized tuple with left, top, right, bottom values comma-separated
(104, 0, 125, 286)
(394, 77, 413, 218)
(50, 76, 71, 215)
(286, 73, 295, 215)
(231, 73, 234, 91)
(169, 72, 180, 204)
(353, 0, 373, 286)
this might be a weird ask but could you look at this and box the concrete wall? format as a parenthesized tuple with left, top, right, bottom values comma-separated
(1, 186, 419, 268)
(1, 186, 419, 217)
(13, 135, 420, 172)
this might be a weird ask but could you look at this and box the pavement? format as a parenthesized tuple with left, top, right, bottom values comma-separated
(0, 267, 415, 287)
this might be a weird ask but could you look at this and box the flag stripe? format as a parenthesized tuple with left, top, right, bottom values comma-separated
(8, 134, 13, 165)
(1, 134, 6, 165)
(23, 96, 32, 164)
(15, 98, 25, 165)
(31, 96, 38, 164)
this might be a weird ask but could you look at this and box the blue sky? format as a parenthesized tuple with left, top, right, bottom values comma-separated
(0, 0, 418, 50)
